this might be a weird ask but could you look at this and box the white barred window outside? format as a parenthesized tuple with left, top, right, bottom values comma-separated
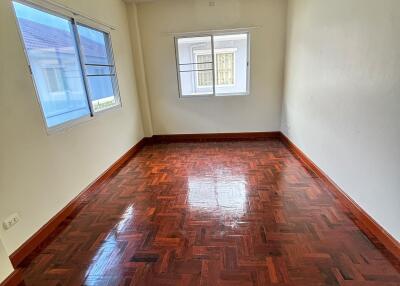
(175, 33, 249, 97)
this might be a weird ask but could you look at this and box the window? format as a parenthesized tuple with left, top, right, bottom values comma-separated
(43, 67, 65, 93)
(76, 24, 120, 113)
(215, 51, 235, 86)
(175, 33, 249, 97)
(196, 54, 213, 87)
(195, 50, 235, 88)
(13, 1, 120, 130)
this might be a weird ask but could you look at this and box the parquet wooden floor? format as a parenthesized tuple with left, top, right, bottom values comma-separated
(19, 140, 400, 285)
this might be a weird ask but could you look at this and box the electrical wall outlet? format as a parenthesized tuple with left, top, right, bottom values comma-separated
(2, 213, 20, 230)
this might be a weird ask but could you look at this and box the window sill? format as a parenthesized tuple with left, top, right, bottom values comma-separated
(215, 92, 249, 97)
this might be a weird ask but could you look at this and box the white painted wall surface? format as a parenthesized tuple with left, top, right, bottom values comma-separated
(126, 3, 154, 137)
(0, 238, 13, 283)
(282, 0, 400, 240)
(0, 0, 144, 254)
(136, 0, 287, 134)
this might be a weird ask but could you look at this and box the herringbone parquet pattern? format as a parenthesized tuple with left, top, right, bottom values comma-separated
(20, 140, 400, 285)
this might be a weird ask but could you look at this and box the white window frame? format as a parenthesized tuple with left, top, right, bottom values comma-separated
(174, 31, 250, 98)
(11, 0, 122, 134)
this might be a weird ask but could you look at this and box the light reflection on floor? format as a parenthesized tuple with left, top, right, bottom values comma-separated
(83, 166, 250, 284)
(84, 204, 135, 285)
(188, 168, 248, 228)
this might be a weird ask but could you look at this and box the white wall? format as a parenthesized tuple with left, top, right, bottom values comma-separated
(0, 238, 13, 283)
(0, 0, 144, 254)
(126, 3, 154, 137)
(282, 0, 400, 240)
(136, 0, 287, 134)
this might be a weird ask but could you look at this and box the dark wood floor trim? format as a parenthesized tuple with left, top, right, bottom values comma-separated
(0, 269, 24, 286)
(151, 132, 281, 143)
(9, 138, 148, 268)
(279, 132, 400, 261)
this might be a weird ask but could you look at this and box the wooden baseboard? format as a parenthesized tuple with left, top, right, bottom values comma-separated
(279, 132, 400, 261)
(9, 138, 148, 268)
(0, 269, 24, 286)
(151, 132, 281, 143)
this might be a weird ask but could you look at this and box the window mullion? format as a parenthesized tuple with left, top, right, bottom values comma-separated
(104, 33, 121, 108)
(211, 34, 216, 96)
(72, 18, 95, 117)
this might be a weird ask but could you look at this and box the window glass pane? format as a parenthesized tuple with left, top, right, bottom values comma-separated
(86, 66, 114, 76)
(87, 75, 118, 112)
(13, 2, 90, 128)
(213, 33, 248, 95)
(44, 68, 64, 92)
(177, 36, 213, 96)
(196, 54, 213, 87)
(77, 25, 119, 112)
(216, 52, 234, 85)
(77, 25, 110, 65)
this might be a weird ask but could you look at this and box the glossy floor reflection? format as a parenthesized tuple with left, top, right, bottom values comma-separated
(20, 140, 400, 285)
(188, 174, 247, 213)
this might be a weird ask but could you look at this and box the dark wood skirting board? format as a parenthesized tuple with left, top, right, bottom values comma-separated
(7, 132, 399, 271)
(150, 132, 281, 143)
(280, 132, 400, 261)
(0, 269, 24, 286)
(9, 137, 148, 268)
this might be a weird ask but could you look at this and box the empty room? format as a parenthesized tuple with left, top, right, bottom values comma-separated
(0, 0, 399, 285)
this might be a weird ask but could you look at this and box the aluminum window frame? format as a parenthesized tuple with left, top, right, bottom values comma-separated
(174, 34, 214, 98)
(74, 20, 122, 115)
(11, 0, 121, 134)
(175, 31, 250, 98)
